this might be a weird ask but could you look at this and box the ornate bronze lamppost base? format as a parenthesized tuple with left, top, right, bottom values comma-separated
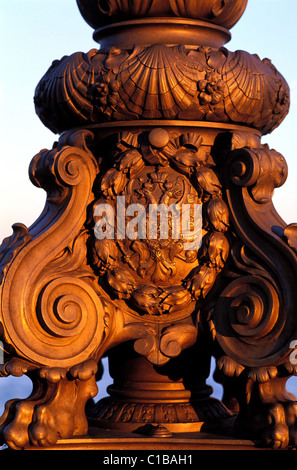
(1, 1, 297, 451)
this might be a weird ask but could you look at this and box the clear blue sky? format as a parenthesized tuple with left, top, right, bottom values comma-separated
(0, 0, 297, 413)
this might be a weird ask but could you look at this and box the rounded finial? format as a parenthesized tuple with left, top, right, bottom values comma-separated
(148, 128, 170, 148)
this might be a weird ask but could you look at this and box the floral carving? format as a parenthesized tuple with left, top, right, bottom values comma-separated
(92, 73, 120, 118)
(198, 72, 228, 106)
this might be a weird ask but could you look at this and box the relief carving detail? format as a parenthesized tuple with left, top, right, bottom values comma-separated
(34, 44, 289, 135)
(91, 128, 230, 318)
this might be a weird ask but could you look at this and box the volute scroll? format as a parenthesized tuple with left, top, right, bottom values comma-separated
(207, 144, 297, 447)
(211, 145, 297, 368)
(0, 130, 108, 369)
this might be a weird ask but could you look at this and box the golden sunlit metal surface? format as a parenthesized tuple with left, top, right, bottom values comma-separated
(0, 0, 296, 450)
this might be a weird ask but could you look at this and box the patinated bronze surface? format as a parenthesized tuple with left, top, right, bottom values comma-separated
(1, 0, 297, 450)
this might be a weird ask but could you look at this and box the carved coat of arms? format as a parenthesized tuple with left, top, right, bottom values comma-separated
(91, 128, 230, 320)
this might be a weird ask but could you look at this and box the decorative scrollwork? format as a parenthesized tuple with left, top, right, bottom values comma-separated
(159, 323, 198, 359)
(213, 275, 282, 367)
(213, 145, 297, 371)
(0, 130, 107, 369)
(227, 146, 288, 203)
(6, 277, 104, 367)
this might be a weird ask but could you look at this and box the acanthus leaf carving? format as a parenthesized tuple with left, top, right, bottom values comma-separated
(206, 198, 229, 232)
(216, 355, 245, 378)
(0, 223, 31, 286)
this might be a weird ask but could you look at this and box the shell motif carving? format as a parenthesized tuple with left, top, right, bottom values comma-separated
(117, 45, 198, 120)
(90, 128, 230, 319)
(34, 44, 290, 136)
(76, 0, 247, 30)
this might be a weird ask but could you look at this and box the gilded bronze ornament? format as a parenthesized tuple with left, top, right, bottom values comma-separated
(1, 0, 297, 450)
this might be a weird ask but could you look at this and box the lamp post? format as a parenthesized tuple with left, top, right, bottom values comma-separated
(0, 0, 297, 450)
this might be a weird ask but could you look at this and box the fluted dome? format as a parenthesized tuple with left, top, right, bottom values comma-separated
(77, 0, 248, 31)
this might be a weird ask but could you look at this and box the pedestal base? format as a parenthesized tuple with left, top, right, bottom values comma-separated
(88, 396, 233, 434)
(89, 346, 233, 434)
(22, 426, 272, 450)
